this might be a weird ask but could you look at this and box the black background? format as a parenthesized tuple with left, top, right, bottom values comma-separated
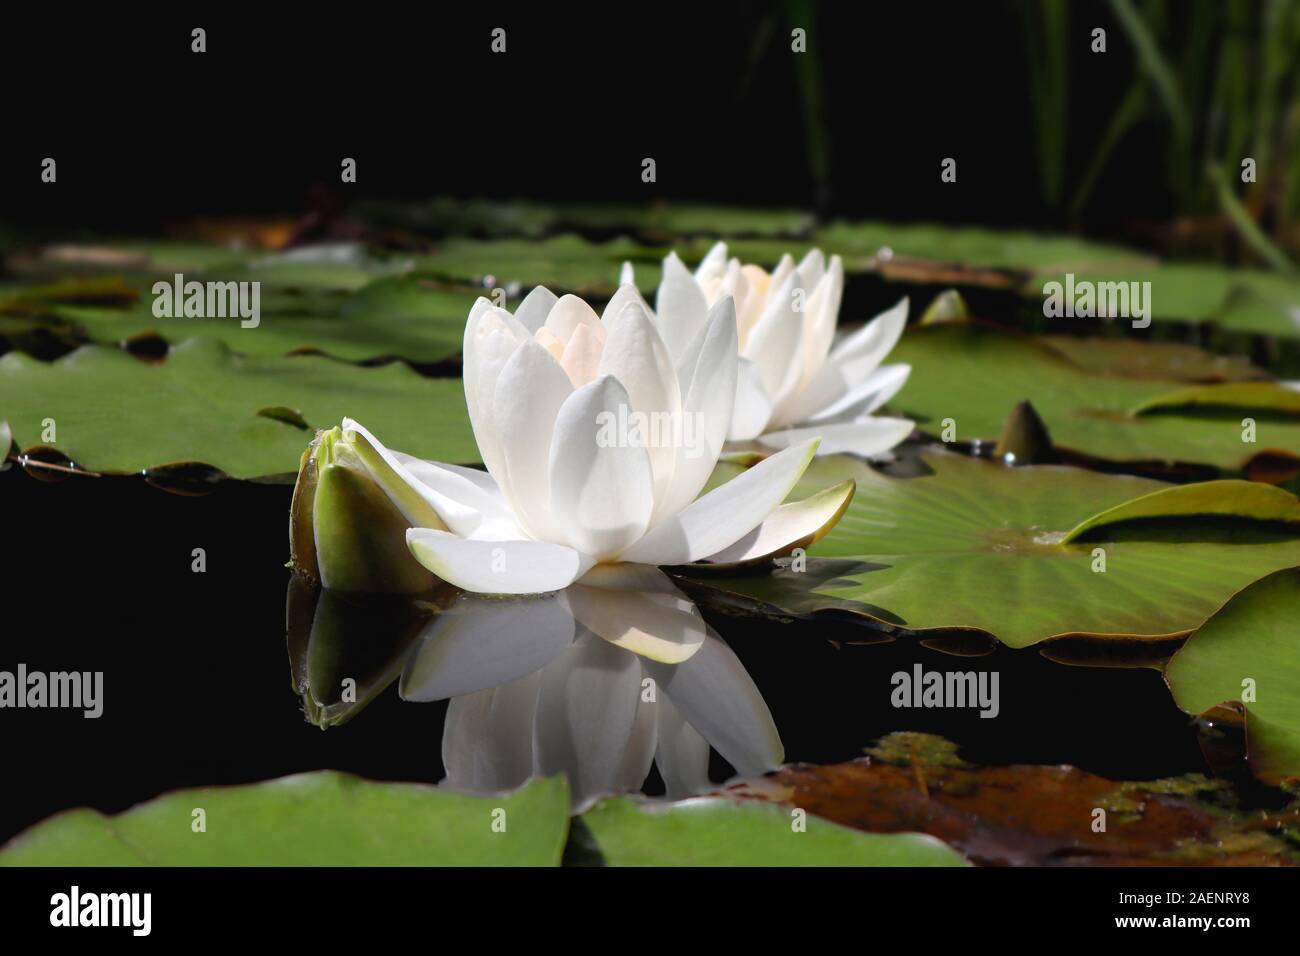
(2, 3, 1152, 234)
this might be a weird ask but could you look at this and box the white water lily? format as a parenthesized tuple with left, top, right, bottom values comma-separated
(622, 242, 915, 456)
(332, 285, 855, 596)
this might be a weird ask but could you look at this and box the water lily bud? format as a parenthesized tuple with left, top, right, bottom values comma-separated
(290, 424, 447, 593)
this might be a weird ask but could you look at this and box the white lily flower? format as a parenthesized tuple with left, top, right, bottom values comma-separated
(335, 286, 855, 596)
(624, 242, 915, 456)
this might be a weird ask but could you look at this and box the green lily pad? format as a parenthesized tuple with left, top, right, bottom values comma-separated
(891, 325, 1300, 471)
(47, 274, 478, 364)
(1031, 264, 1300, 338)
(579, 795, 967, 866)
(1037, 335, 1266, 382)
(412, 235, 665, 297)
(0, 772, 569, 866)
(691, 452, 1300, 648)
(815, 221, 1149, 279)
(1166, 568, 1300, 784)
(5, 269, 483, 366)
(0, 337, 478, 479)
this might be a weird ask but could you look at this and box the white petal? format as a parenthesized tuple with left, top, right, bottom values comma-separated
(406, 530, 593, 594)
(532, 632, 644, 810)
(619, 261, 635, 287)
(389, 450, 524, 540)
(463, 302, 529, 484)
(614, 687, 659, 794)
(796, 247, 826, 290)
(565, 577, 706, 664)
(768, 253, 795, 294)
(744, 267, 805, 406)
(758, 417, 914, 457)
(702, 479, 855, 566)
(400, 591, 576, 701)
(693, 241, 730, 293)
(654, 252, 710, 363)
(559, 322, 604, 387)
(514, 286, 558, 334)
(805, 363, 911, 424)
(598, 301, 682, 506)
(620, 438, 819, 566)
(644, 628, 783, 779)
(493, 339, 573, 540)
(441, 675, 541, 794)
(544, 293, 604, 346)
(653, 298, 739, 523)
(548, 376, 655, 558)
(601, 282, 654, 326)
(828, 297, 909, 373)
(654, 694, 713, 800)
(726, 357, 774, 442)
(800, 254, 843, 388)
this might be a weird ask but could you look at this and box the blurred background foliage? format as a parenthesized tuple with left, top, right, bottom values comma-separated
(1020, 0, 1300, 266)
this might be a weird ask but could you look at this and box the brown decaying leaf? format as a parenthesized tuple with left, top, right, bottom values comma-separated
(723, 733, 1299, 866)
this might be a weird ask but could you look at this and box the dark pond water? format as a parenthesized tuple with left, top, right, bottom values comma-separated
(1, 463, 1231, 843)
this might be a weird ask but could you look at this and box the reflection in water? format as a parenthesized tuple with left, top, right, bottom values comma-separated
(286, 566, 782, 808)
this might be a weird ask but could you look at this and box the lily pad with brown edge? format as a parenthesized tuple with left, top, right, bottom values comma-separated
(0, 772, 570, 866)
(890, 323, 1300, 473)
(577, 793, 968, 867)
(1165, 568, 1300, 785)
(686, 451, 1300, 648)
(0, 337, 479, 481)
(721, 732, 1300, 866)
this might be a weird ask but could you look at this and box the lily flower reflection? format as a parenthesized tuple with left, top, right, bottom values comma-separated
(399, 566, 782, 809)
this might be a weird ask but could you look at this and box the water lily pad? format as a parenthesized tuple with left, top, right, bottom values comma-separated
(1037, 335, 1266, 382)
(48, 275, 478, 364)
(0, 337, 478, 479)
(1031, 264, 1300, 338)
(891, 325, 1300, 471)
(579, 795, 967, 866)
(815, 221, 1149, 280)
(412, 235, 664, 297)
(0, 772, 569, 866)
(1166, 568, 1300, 784)
(691, 452, 1300, 648)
